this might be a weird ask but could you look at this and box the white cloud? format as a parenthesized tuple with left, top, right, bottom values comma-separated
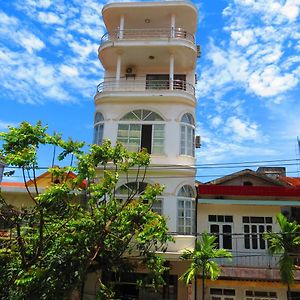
(60, 65, 79, 77)
(37, 12, 65, 25)
(249, 65, 298, 97)
(19, 33, 45, 53)
(210, 116, 222, 128)
(225, 116, 260, 141)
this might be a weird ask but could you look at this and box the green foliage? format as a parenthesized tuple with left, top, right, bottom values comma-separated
(0, 121, 172, 300)
(180, 233, 232, 285)
(264, 213, 300, 290)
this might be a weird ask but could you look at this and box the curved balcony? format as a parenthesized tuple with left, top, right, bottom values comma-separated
(100, 27, 195, 45)
(97, 78, 195, 96)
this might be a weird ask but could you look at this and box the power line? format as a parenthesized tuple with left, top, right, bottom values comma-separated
(3, 169, 300, 180)
(2, 158, 300, 170)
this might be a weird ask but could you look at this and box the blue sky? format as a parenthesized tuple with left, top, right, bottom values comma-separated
(0, 0, 300, 182)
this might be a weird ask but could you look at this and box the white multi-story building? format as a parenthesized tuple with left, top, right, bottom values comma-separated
(93, 1, 199, 299)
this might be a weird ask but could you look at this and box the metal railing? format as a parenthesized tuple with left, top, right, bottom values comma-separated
(97, 79, 195, 96)
(100, 27, 195, 45)
(168, 232, 300, 268)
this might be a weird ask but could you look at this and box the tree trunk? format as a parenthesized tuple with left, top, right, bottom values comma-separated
(202, 269, 205, 300)
(287, 284, 291, 300)
(194, 276, 197, 300)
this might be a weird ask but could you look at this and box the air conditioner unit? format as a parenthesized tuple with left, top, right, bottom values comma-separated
(125, 66, 136, 79)
(126, 66, 136, 74)
(196, 45, 201, 58)
(195, 135, 201, 148)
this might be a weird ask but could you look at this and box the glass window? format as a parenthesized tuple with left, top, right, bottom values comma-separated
(177, 185, 195, 234)
(243, 216, 273, 250)
(117, 110, 165, 154)
(245, 290, 277, 300)
(208, 215, 233, 250)
(210, 288, 235, 300)
(94, 112, 104, 145)
(180, 113, 195, 157)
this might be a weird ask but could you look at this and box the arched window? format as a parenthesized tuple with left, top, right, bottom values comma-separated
(177, 185, 195, 234)
(116, 181, 162, 214)
(116, 181, 148, 196)
(117, 109, 165, 154)
(93, 112, 104, 145)
(180, 113, 195, 156)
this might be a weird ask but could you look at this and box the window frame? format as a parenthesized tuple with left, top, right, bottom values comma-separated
(208, 215, 233, 250)
(243, 216, 273, 250)
(177, 185, 196, 235)
(117, 110, 165, 155)
(180, 113, 195, 157)
(93, 112, 104, 145)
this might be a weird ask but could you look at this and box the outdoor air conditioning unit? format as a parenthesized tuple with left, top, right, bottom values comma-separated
(196, 45, 201, 58)
(195, 135, 201, 148)
(125, 66, 136, 79)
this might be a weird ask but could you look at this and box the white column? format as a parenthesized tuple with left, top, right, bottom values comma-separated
(169, 53, 174, 90)
(116, 53, 122, 81)
(170, 13, 176, 38)
(119, 15, 124, 39)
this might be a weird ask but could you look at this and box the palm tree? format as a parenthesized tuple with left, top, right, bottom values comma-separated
(264, 213, 300, 300)
(180, 232, 232, 300)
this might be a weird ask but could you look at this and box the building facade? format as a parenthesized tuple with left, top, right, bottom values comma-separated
(93, 1, 199, 299)
(197, 168, 300, 300)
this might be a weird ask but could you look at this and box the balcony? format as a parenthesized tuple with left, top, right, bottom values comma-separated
(95, 78, 196, 104)
(165, 233, 300, 270)
(100, 28, 195, 46)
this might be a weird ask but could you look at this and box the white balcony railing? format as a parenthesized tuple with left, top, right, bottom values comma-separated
(100, 28, 195, 45)
(97, 79, 195, 96)
(167, 233, 290, 269)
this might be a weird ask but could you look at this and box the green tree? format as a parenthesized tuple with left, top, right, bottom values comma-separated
(180, 233, 232, 300)
(0, 121, 173, 299)
(264, 213, 300, 300)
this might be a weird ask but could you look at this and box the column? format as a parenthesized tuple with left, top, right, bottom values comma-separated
(170, 14, 176, 38)
(119, 15, 125, 39)
(116, 53, 122, 89)
(169, 53, 174, 90)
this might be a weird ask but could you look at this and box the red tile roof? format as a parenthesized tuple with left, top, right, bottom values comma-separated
(279, 177, 300, 187)
(198, 185, 300, 197)
(1, 182, 25, 187)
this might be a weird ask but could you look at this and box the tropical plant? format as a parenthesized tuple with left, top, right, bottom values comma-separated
(180, 232, 232, 300)
(264, 213, 300, 300)
(0, 121, 173, 299)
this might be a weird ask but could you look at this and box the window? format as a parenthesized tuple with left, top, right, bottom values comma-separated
(180, 113, 195, 157)
(210, 288, 235, 300)
(243, 181, 253, 186)
(116, 181, 148, 198)
(208, 215, 233, 249)
(117, 109, 165, 154)
(245, 290, 277, 300)
(177, 185, 195, 234)
(243, 216, 272, 250)
(116, 182, 163, 215)
(93, 112, 104, 145)
(152, 198, 163, 215)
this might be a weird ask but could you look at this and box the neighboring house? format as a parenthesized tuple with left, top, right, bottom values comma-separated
(90, 0, 200, 299)
(197, 168, 300, 300)
(0, 170, 86, 208)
